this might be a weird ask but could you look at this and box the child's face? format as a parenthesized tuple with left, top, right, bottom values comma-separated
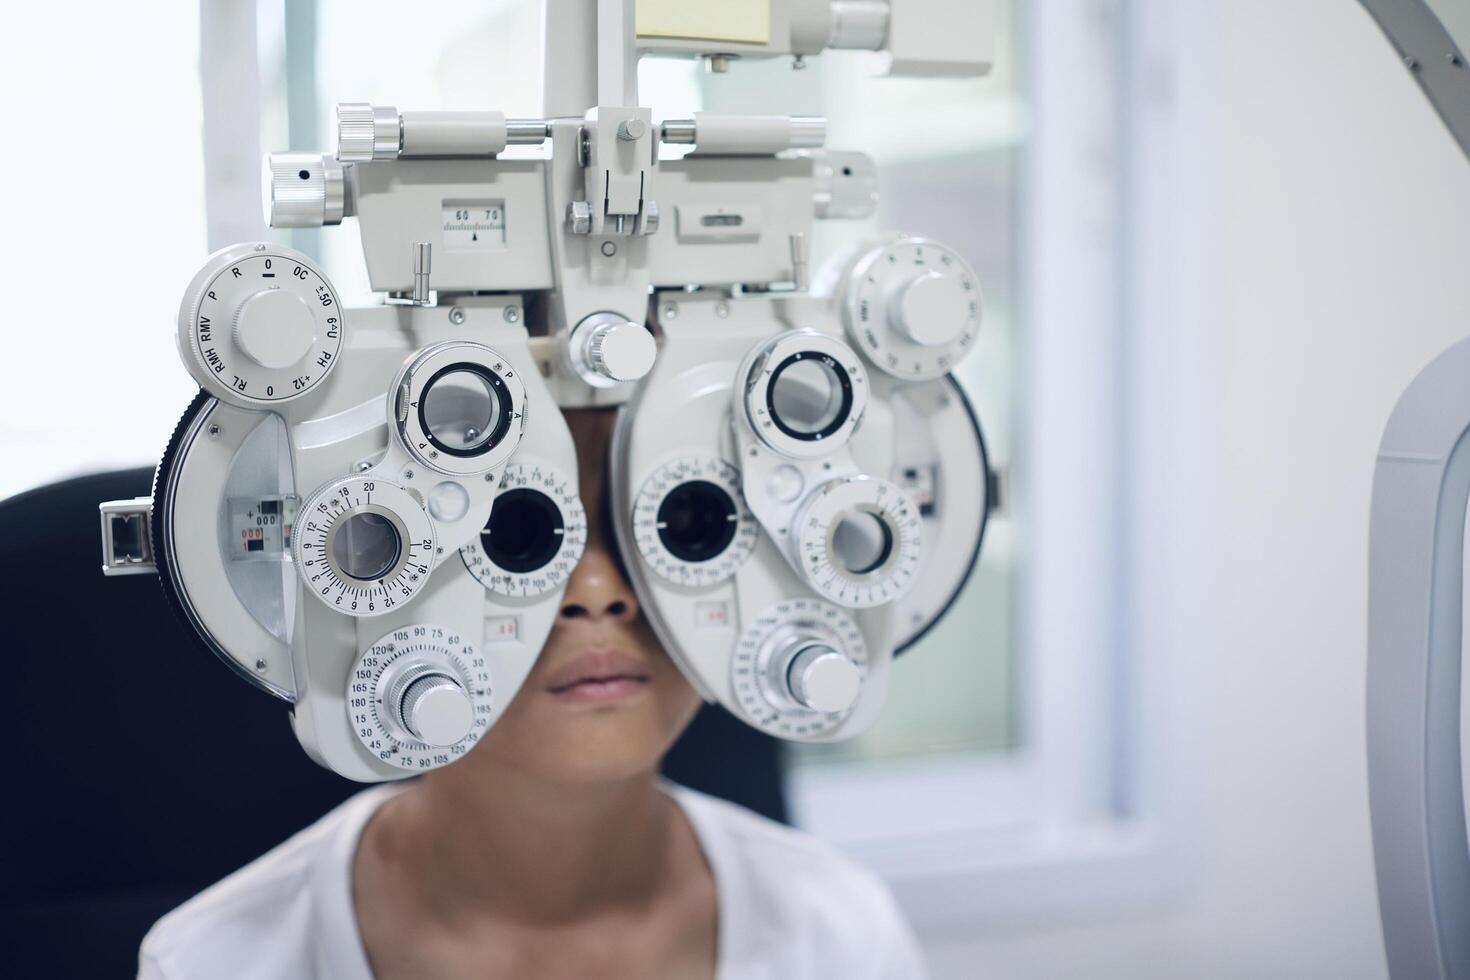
(453, 409, 703, 784)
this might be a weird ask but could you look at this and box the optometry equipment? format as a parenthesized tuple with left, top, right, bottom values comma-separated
(98, 0, 998, 782)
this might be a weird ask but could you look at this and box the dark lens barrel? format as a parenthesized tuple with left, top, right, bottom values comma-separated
(657, 480, 739, 563)
(481, 488, 564, 573)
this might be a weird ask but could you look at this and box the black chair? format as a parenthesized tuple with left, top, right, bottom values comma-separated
(0, 468, 785, 978)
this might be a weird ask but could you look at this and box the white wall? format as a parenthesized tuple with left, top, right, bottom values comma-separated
(924, 2, 1470, 977)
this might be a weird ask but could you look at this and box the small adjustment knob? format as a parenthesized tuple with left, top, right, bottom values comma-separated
(337, 103, 401, 162)
(888, 269, 969, 347)
(263, 152, 345, 228)
(785, 643, 862, 713)
(569, 312, 657, 387)
(232, 289, 319, 369)
(395, 672, 474, 747)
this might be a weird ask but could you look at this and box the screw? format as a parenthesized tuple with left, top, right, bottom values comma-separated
(617, 118, 648, 141)
(436, 546, 444, 555)
(1405, 54, 1420, 70)
(601, 240, 617, 257)
(448, 306, 466, 325)
(404, 469, 415, 480)
(207, 423, 221, 438)
(1451, 52, 1465, 67)
(504, 306, 521, 323)
(715, 301, 731, 319)
(661, 302, 679, 320)
(254, 659, 267, 671)
(485, 472, 496, 482)
(356, 460, 373, 473)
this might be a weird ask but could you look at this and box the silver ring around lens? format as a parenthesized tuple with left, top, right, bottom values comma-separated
(740, 331, 869, 459)
(792, 475, 923, 608)
(294, 475, 436, 616)
(393, 341, 528, 477)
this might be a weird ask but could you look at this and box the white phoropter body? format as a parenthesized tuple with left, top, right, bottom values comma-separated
(99, 0, 1001, 780)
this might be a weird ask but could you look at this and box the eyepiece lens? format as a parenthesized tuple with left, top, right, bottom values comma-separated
(482, 488, 564, 573)
(657, 480, 739, 563)
(831, 510, 893, 576)
(333, 512, 402, 581)
(420, 366, 505, 455)
(765, 352, 854, 442)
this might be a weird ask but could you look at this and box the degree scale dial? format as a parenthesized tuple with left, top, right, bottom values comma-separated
(731, 598, 869, 739)
(842, 236, 980, 381)
(460, 461, 587, 597)
(293, 476, 436, 616)
(177, 242, 343, 407)
(349, 623, 491, 771)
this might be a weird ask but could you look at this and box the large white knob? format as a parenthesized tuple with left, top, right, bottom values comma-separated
(786, 643, 862, 713)
(838, 235, 981, 381)
(889, 269, 969, 347)
(569, 312, 657, 387)
(395, 673, 475, 747)
(231, 289, 319, 370)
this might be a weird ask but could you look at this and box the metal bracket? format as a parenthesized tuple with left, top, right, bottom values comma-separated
(99, 497, 156, 575)
(1358, 0, 1470, 164)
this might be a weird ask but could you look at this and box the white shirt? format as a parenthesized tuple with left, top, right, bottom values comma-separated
(138, 783, 928, 980)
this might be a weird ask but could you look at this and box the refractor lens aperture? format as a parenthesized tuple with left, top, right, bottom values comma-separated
(831, 509, 895, 576)
(766, 352, 853, 441)
(657, 480, 739, 563)
(418, 363, 513, 457)
(482, 488, 565, 573)
(332, 511, 402, 581)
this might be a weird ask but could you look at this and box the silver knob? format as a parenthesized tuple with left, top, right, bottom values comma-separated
(337, 103, 401, 162)
(263, 153, 345, 228)
(568, 312, 657, 387)
(394, 673, 474, 747)
(786, 643, 862, 713)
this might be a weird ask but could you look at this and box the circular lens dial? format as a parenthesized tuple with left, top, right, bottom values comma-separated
(294, 476, 436, 616)
(742, 331, 869, 459)
(460, 462, 587, 597)
(794, 476, 922, 608)
(843, 237, 981, 381)
(394, 342, 527, 477)
(633, 456, 758, 588)
(348, 623, 491, 771)
(179, 243, 343, 406)
(731, 598, 868, 738)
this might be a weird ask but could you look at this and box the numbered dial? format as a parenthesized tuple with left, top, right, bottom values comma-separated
(178, 243, 343, 406)
(732, 598, 869, 739)
(393, 341, 528, 477)
(794, 476, 922, 608)
(844, 236, 980, 381)
(741, 330, 869, 460)
(460, 461, 587, 597)
(349, 624, 492, 771)
(294, 476, 436, 616)
(633, 456, 758, 588)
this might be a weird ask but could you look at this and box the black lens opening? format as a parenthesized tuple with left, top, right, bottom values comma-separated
(657, 480, 739, 563)
(481, 488, 564, 573)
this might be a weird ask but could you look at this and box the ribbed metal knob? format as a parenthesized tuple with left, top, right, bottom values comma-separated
(569, 312, 657, 387)
(263, 152, 345, 228)
(785, 644, 861, 713)
(394, 673, 474, 747)
(336, 103, 400, 162)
